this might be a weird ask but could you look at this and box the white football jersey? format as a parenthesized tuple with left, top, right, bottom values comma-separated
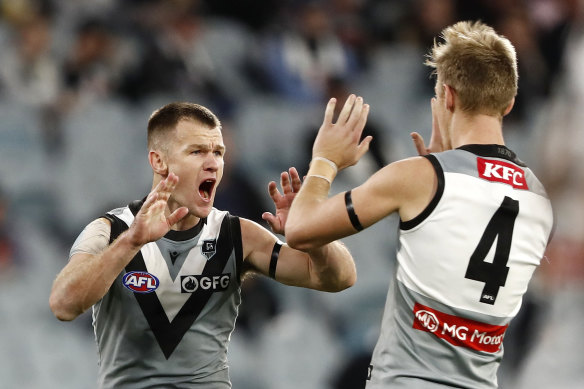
(367, 144, 553, 388)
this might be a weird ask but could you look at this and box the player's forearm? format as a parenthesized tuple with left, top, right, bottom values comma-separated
(307, 241, 356, 292)
(49, 232, 142, 321)
(287, 176, 334, 250)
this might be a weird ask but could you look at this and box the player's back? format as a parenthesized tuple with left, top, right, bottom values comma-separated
(367, 144, 554, 388)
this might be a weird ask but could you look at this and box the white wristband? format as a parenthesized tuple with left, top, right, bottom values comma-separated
(307, 174, 332, 184)
(311, 156, 338, 174)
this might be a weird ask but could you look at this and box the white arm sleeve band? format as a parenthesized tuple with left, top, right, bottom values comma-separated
(69, 218, 112, 259)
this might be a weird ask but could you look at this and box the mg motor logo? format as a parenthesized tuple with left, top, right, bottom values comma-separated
(415, 309, 440, 332)
(123, 271, 159, 293)
(412, 302, 508, 353)
(477, 157, 528, 190)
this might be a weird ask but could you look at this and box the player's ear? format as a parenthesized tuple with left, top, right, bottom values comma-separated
(444, 84, 456, 112)
(149, 149, 168, 176)
(502, 98, 515, 117)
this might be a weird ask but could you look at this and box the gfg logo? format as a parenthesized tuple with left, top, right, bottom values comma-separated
(122, 271, 159, 293)
(181, 274, 231, 293)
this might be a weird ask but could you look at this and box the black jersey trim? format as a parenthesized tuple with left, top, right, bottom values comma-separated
(164, 218, 206, 241)
(104, 213, 129, 244)
(125, 197, 207, 241)
(400, 154, 444, 231)
(457, 144, 526, 167)
(106, 210, 234, 359)
(228, 215, 243, 284)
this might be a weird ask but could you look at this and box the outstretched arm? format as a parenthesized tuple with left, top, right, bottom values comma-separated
(285, 95, 372, 249)
(285, 95, 436, 251)
(243, 168, 356, 292)
(49, 173, 188, 321)
(241, 218, 356, 292)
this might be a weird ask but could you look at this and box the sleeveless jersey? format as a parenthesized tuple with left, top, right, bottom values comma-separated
(366, 144, 553, 388)
(95, 204, 243, 388)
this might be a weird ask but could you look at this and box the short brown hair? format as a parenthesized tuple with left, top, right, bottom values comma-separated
(147, 102, 221, 150)
(426, 21, 518, 117)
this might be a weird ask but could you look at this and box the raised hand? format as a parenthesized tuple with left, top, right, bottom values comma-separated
(411, 97, 444, 155)
(262, 167, 302, 235)
(312, 94, 371, 171)
(126, 173, 189, 247)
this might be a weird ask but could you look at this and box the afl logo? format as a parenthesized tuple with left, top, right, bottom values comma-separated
(122, 271, 160, 293)
(415, 310, 440, 332)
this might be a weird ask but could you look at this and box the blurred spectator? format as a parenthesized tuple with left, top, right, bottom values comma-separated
(510, 5, 584, 387)
(201, 0, 282, 32)
(213, 124, 270, 225)
(495, 6, 550, 124)
(61, 17, 135, 104)
(119, 0, 235, 116)
(300, 76, 390, 176)
(0, 9, 66, 157)
(398, 0, 458, 96)
(0, 12, 60, 107)
(528, 0, 577, 95)
(535, 7, 584, 290)
(328, 0, 374, 70)
(257, 0, 360, 102)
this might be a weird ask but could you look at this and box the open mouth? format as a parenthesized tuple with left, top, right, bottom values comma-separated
(198, 179, 216, 201)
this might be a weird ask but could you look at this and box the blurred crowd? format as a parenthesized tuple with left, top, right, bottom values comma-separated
(0, 0, 583, 388)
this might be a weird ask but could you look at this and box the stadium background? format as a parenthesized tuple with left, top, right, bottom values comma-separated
(0, 0, 583, 388)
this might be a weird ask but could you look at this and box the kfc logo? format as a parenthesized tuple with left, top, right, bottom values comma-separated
(477, 158, 528, 190)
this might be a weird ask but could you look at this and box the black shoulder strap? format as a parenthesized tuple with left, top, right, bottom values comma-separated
(102, 213, 130, 244)
(228, 214, 243, 284)
(103, 199, 144, 243)
(400, 154, 445, 231)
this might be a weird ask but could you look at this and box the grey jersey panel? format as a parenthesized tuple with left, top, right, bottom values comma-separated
(367, 145, 553, 389)
(93, 207, 242, 389)
(368, 280, 502, 389)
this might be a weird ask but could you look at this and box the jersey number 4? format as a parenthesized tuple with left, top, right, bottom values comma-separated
(465, 196, 519, 305)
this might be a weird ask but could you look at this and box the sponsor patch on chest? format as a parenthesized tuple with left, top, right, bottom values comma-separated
(477, 157, 528, 190)
(412, 302, 508, 353)
(122, 271, 160, 293)
(180, 273, 231, 293)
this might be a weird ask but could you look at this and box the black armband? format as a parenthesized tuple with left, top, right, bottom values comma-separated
(344, 190, 364, 231)
(269, 242, 283, 279)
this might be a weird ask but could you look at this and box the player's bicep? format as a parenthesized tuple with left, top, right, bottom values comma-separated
(351, 157, 436, 227)
(349, 163, 405, 229)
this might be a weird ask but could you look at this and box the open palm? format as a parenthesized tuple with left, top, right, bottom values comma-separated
(262, 167, 302, 235)
(127, 173, 189, 247)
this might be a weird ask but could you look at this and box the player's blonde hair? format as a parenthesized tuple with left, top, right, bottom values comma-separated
(426, 21, 518, 117)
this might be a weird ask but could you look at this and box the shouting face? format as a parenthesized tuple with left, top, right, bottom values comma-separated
(162, 119, 225, 219)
